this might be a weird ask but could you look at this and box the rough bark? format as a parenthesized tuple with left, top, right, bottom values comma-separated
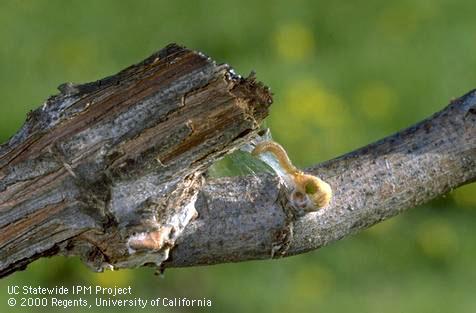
(0, 44, 475, 278)
(0, 44, 272, 277)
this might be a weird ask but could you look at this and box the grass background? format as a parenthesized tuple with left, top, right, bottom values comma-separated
(1, 0, 475, 312)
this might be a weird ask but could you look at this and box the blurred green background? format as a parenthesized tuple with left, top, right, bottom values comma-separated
(1, 0, 476, 312)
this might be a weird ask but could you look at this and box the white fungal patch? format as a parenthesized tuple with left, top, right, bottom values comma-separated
(126, 232, 148, 255)
(121, 185, 200, 270)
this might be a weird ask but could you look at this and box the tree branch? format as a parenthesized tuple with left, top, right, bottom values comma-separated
(0, 44, 271, 277)
(167, 91, 476, 267)
(0, 44, 474, 277)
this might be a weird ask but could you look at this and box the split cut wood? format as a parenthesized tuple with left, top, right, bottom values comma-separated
(0, 43, 474, 278)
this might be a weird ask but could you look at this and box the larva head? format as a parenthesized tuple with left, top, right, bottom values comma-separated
(290, 174, 332, 212)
